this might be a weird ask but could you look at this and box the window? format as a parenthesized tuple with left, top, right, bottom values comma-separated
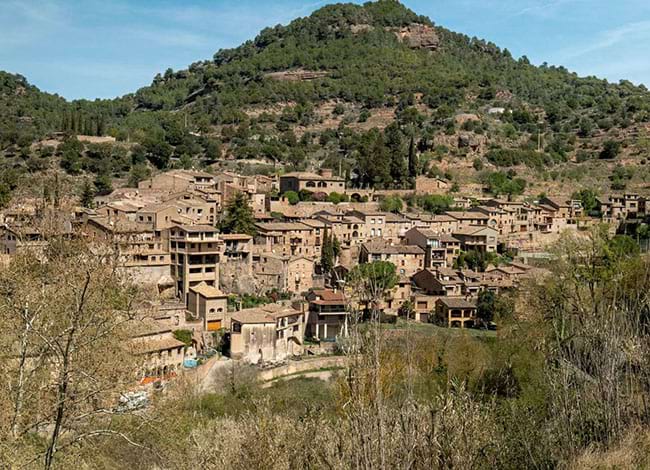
(232, 323, 241, 333)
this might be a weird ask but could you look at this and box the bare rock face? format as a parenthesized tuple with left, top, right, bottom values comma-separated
(350, 24, 374, 34)
(458, 133, 486, 152)
(220, 262, 257, 295)
(496, 90, 514, 102)
(393, 24, 440, 50)
(265, 70, 330, 82)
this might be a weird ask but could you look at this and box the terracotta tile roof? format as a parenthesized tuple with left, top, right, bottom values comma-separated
(231, 304, 302, 324)
(362, 239, 424, 255)
(446, 211, 489, 220)
(174, 224, 217, 232)
(131, 337, 186, 354)
(310, 289, 345, 302)
(189, 282, 227, 298)
(437, 297, 477, 309)
(256, 222, 312, 232)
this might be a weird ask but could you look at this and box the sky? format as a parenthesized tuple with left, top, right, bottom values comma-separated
(1, 0, 650, 100)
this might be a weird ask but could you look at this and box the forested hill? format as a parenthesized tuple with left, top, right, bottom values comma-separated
(2, 0, 650, 200)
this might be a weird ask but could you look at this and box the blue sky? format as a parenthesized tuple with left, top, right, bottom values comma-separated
(1, 0, 650, 100)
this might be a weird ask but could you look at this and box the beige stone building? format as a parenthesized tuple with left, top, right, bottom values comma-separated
(169, 225, 222, 301)
(435, 297, 477, 328)
(187, 282, 229, 332)
(279, 169, 345, 195)
(452, 226, 498, 253)
(404, 227, 461, 268)
(138, 169, 216, 192)
(305, 288, 349, 340)
(254, 222, 321, 257)
(359, 239, 425, 277)
(252, 253, 317, 295)
(129, 318, 189, 379)
(86, 217, 171, 284)
(414, 175, 450, 193)
(230, 304, 305, 363)
(0, 225, 48, 256)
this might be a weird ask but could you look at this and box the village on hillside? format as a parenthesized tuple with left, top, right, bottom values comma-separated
(1, 168, 647, 383)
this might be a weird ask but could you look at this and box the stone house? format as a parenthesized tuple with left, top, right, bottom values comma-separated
(230, 304, 305, 363)
(385, 275, 413, 314)
(435, 297, 477, 328)
(86, 217, 170, 284)
(452, 226, 498, 253)
(383, 212, 413, 243)
(314, 212, 366, 247)
(403, 227, 461, 268)
(539, 196, 583, 219)
(254, 222, 321, 257)
(252, 253, 318, 295)
(187, 281, 229, 332)
(359, 239, 425, 277)
(168, 225, 222, 301)
(279, 169, 345, 196)
(414, 175, 450, 193)
(305, 288, 349, 340)
(0, 225, 48, 256)
(406, 213, 458, 234)
(412, 294, 438, 323)
(347, 209, 389, 240)
(129, 318, 189, 379)
(446, 211, 490, 229)
(138, 169, 216, 192)
(412, 268, 463, 296)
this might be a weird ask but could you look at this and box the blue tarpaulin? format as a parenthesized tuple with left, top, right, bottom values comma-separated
(183, 358, 198, 368)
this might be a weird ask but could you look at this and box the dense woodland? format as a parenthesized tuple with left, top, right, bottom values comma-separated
(1, 0, 650, 204)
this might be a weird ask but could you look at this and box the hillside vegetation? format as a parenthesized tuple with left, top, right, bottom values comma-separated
(1, 0, 650, 202)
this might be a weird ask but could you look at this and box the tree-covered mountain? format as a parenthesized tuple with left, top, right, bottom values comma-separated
(2, 0, 650, 201)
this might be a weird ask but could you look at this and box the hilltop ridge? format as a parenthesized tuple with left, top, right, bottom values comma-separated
(1, 0, 649, 202)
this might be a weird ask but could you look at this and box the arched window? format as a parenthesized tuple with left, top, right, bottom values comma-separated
(306, 181, 316, 188)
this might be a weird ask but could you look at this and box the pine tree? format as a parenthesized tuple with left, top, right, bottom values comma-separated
(321, 230, 334, 274)
(80, 180, 95, 208)
(408, 135, 418, 179)
(219, 192, 257, 236)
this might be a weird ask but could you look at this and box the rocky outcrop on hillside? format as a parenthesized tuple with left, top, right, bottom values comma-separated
(265, 70, 330, 82)
(350, 22, 440, 51)
(393, 24, 440, 50)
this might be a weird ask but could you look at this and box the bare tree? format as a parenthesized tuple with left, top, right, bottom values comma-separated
(0, 237, 148, 469)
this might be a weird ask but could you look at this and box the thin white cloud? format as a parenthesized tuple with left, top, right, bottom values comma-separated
(508, 0, 588, 19)
(127, 28, 212, 49)
(0, 0, 66, 47)
(559, 20, 650, 60)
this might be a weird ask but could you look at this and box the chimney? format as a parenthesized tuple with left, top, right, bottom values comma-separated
(319, 168, 333, 178)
